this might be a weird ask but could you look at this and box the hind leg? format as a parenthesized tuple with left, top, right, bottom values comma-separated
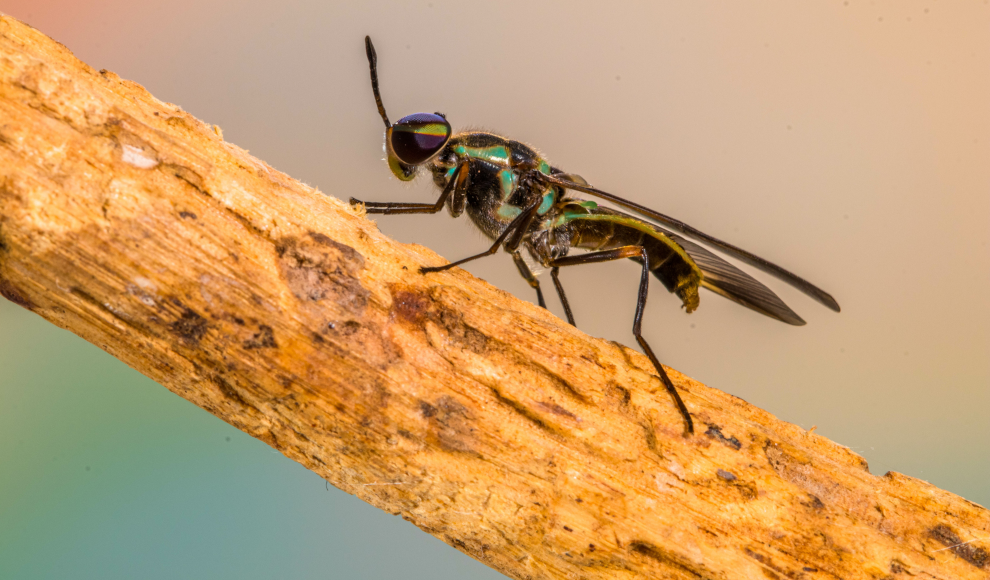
(549, 246, 694, 435)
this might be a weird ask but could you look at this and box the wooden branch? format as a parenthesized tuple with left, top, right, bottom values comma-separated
(1, 15, 987, 580)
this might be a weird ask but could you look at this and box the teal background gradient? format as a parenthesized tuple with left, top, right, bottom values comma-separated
(1, 1, 988, 578)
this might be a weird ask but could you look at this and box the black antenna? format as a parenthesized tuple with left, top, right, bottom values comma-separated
(365, 36, 391, 129)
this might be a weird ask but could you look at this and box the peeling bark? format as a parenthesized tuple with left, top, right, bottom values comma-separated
(1, 16, 988, 580)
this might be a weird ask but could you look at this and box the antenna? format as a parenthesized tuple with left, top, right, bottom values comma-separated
(365, 36, 391, 129)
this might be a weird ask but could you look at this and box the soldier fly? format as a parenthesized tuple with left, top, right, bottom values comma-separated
(351, 37, 840, 435)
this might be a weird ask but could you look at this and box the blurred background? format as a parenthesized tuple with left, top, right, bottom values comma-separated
(1, 1, 987, 578)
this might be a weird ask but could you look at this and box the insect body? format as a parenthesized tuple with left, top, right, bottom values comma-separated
(351, 37, 840, 435)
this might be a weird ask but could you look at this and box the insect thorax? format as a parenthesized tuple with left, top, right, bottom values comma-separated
(429, 132, 559, 243)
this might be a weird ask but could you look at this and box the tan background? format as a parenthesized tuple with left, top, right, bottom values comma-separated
(1, 1, 987, 578)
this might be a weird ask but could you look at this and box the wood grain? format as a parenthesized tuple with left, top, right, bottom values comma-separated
(1, 15, 987, 580)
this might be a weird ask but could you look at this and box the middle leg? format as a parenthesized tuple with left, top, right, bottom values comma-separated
(511, 250, 546, 309)
(550, 267, 576, 326)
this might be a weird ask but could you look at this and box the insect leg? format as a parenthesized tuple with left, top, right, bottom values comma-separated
(511, 251, 546, 309)
(549, 267, 576, 326)
(420, 194, 543, 274)
(549, 246, 694, 435)
(350, 160, 469, 215)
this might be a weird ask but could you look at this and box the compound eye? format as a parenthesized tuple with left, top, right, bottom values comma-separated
(389, 113, 452, 164)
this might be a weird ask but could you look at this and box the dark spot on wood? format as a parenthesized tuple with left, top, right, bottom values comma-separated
(588, 544, 595, 552)
(277, 234, 368, 315)
(802, 567, 817, 572)
(166, 163, 205, 191)
(629, 541, 713, 579)
(232, 317, 245, 326)
(397, 429, 413, 439)
(575, 497, 583, 503)
(717, 469, 737, 481)
(740, 486, 758, 501)
(392, 289, 432, 324)
(705, 424, 742, 450)
(889, 560, 907, 574)
(327, 320, 361, 336)
(354, 377, 390, 413)
(535, 401, 578, 420)
(243, 324, 277, 349)
(803, 495, 825, 510)
(178, 211, 197, 219)
(170, 308, 208, 344)
(563, 526, 573, 532)
(437, 307, 489, 354)
(256, 428, 278, 447)
(214, 375, 253, 410)
(929, 524, 988, 569)
(0, 279, 34, 310)
(746, 549, 768, 564)
(308, 232, 336, 246)
(492, 389, 558, 436)
(642, 420, 664, 459)
(423, 396, 480, 458)
(764, 440, 828, 500)
(744, 548, 795, 579)
(312, 332, 325, 344)
(616, 385, 631, 406)
(435, 397, 472, 443)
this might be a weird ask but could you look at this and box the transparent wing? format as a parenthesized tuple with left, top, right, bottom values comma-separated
(666, 233, 806, 325)
(541, 175, 840, 313)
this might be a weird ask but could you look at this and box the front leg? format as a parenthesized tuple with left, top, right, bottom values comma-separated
(420, 192, 543, 274)
(350, 161, 468, 215)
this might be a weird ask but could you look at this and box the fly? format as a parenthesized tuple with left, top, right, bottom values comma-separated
(351, 36, 841, 435)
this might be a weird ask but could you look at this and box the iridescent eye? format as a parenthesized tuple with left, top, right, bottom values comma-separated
(389, 113, 452, 164)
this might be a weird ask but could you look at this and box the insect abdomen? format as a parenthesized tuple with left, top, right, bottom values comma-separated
(569, 209, 702, 312)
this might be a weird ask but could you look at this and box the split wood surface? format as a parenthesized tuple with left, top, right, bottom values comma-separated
(1, 16, 987, 580)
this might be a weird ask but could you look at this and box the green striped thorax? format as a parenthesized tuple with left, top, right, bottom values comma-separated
(444, 138, 558, 219)
(385, 113, 452, 181)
